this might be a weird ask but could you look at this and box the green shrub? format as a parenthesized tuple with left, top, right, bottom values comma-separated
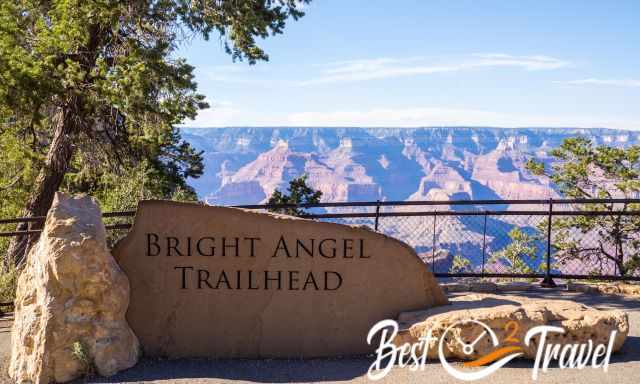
(71, 341, 95, 378)
(0, 267, 17, 314)
(449, 255, 471, 273)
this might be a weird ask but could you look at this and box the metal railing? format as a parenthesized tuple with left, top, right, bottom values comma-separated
(0, 211, 136, 237)
(2, 198, 640, 288)
(236, 198, 640, 285)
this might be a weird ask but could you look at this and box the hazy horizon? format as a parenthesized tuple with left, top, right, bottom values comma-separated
(181, 126, 639, 132)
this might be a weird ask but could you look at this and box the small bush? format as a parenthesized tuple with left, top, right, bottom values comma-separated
(267, 175, 322, 216)
(0, 267, 17, 311)
(71, 341, 95, 378)
(449, 255, 471, 273)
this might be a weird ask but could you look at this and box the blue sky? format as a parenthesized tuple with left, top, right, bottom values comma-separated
(178, 0, 640, 129)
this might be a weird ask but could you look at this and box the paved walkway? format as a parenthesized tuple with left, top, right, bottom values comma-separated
(2, 290, 640, 384)
(0, 312, 12, 382)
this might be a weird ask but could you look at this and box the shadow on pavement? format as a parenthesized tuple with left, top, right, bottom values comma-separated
(611, 335, 640, 364)
(83, 357, 372, 383)
(81, 334, 640, 383)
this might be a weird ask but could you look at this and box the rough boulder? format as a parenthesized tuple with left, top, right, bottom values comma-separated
(394, 293, 628, 360)
(10, 193, 139, 383)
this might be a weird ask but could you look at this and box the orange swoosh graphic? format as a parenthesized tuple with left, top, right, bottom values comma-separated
(463, 346, 523, 367)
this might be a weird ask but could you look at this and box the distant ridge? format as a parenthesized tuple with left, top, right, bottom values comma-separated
(182, 127, 639, 204)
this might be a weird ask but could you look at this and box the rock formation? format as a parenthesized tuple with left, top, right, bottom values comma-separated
(184, 127, 638, 204)
(10, 193, 139, 383)
(567, 282, 640, 297)
(394, 293, 628, 359)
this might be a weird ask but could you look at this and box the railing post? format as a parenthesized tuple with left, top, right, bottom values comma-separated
(431, 211, 438, 273)
(481, 211, 488, 276)
(541, 198, 557, 287)
(374, 200, 381, 232)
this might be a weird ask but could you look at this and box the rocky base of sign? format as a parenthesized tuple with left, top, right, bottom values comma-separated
(394, 294, 628, 360)
(9, 193, 139, 384)
(443, 281, 640, 298)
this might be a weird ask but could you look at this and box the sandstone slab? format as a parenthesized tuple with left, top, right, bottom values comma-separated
(394, 294, 628, 359)
(113, 200, 447, 358)
(568, 282, 640, 297)
(10, 193, 139, 383)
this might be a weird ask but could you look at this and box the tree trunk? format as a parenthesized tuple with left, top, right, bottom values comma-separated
(616, 240, 626, 276)
(4, 105, 79, 269)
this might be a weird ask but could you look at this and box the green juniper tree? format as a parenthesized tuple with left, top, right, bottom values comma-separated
(490, 228, 540, 274)
(449, 254, 471, 273)
(527, 137, 640, 276)
(0, 0, 310, 268)
(268, 175, 322, 216)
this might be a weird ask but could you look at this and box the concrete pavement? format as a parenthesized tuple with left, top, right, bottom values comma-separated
(2, 290, 640, 384)
(0, 312, 12, 383)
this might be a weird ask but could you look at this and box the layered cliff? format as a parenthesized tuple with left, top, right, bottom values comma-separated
(183, 127, 638, 205)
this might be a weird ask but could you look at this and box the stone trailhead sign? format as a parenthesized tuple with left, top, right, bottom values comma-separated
(114, 200, 447, 358)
